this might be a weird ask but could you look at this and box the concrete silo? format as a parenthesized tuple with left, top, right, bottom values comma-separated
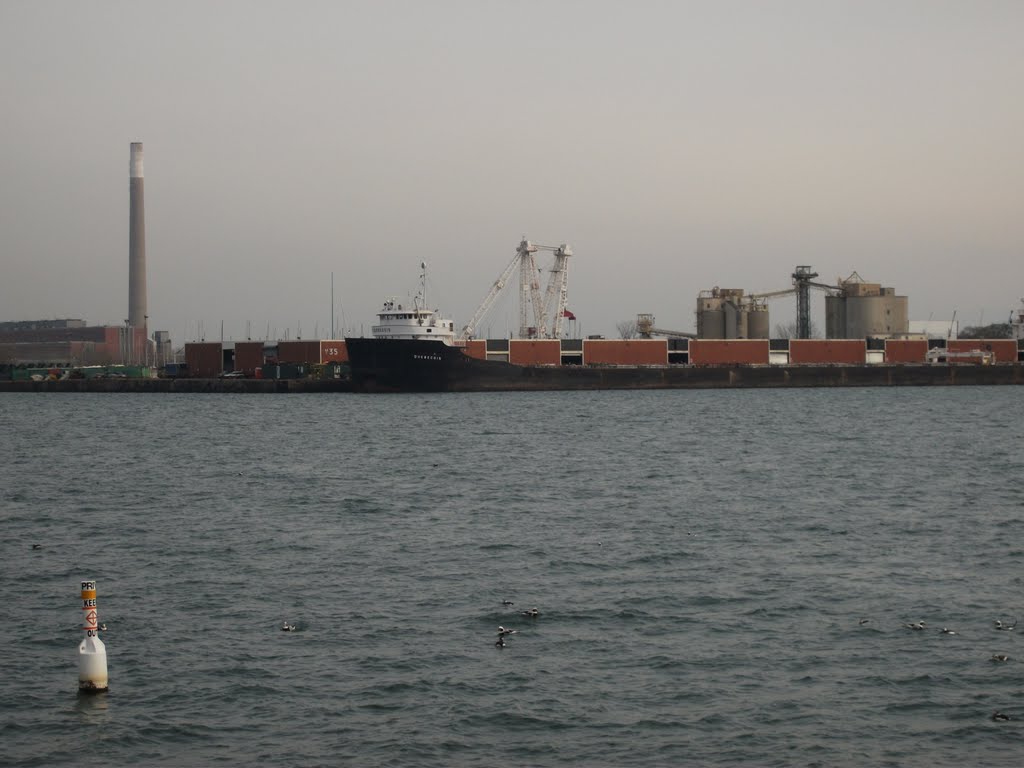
(825, 274, 908, 338)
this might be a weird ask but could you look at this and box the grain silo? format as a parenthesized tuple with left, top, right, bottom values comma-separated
(825, 273, 908, 338)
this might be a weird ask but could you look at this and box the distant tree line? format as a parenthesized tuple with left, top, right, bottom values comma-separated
(616, 320, 639, 339)
(774, 321, 822, 339)
(959, 323, 1012, 339)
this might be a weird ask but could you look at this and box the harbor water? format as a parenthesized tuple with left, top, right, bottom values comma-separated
(2, 388, 1023, 766)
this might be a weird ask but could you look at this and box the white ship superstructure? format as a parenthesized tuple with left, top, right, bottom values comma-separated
(371, 263, 455, 344)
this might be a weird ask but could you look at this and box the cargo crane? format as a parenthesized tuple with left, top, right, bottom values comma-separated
(461, 238, 573, 340)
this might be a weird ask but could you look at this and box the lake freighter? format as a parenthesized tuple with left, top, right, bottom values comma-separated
(345, 254, 1023, 393)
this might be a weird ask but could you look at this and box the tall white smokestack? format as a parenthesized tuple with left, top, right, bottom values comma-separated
(129, 142, 147, 329)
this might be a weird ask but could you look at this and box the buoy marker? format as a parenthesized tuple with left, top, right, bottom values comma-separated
(78, 580, 108, 693)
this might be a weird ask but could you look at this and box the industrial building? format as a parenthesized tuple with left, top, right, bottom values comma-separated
(825, 273, 908, 339)
(0, 320, 152, 366)
(0, 143, 172, 370)
(695, 288, 771, 339)
(687, 268, 909, 341)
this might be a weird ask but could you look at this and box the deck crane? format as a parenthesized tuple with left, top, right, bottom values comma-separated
(520, 240, 544, 339)
(460, 238, 574, 340)
(539, 243, 573, 339)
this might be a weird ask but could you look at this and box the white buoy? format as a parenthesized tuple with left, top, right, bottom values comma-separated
(78, 580, 108, 693)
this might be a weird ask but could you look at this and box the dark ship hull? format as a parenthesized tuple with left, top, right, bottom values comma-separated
(344, 337, 1024, 393)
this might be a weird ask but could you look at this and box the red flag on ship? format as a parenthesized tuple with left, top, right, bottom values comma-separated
(562, 309, 576, 320)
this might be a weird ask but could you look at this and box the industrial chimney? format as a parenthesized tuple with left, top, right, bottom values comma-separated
(128, 142, 147, 329)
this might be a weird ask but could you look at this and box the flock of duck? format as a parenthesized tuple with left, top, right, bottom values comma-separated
(876, 616, 1018, 722)
(276, 602, 542, 645)
(495, 601, 539, 648)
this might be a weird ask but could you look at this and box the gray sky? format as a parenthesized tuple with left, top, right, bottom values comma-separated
(2, 0, 1022, 341)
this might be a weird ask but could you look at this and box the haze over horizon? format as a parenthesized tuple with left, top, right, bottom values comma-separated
(2, 1, 1022, 341)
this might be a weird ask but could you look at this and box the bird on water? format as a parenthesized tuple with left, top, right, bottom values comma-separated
(281, 622, 297, 632)
(994, 619, 1017, 631)
(940, 627, 957, 635)
(502, 600, 514, 606)
(906, 621, 927, 631)
(992, 710, 1011, 721)
(497, 626, 517, 637)
(495, 636, 506, 648)
(522, 607, 540, 618)
(991, 654, 1010, 663)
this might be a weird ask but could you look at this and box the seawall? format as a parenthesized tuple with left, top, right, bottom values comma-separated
(0, 378, 353, 393)
(2, 364, 1021, 394)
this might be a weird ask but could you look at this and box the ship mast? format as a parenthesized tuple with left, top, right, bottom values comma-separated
(415, 261, 427, 312)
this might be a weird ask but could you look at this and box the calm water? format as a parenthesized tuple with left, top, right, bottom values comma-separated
(2, 388, 1023, 766)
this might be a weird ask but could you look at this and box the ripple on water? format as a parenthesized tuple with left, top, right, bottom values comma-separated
(3, 389, 1024, 766)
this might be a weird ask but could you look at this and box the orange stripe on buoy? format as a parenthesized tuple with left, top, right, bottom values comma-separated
(81, 590, 97, 599)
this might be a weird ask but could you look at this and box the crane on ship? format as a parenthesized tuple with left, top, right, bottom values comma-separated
(461, 238, 574, 340)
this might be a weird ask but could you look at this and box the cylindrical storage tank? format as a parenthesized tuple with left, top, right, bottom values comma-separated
(698, 309, 724, 339)
(846, 296, 908, 338)
(747, 307, 770, 339)
(724, 304, 738, 339)
(825, 295, 846, 338)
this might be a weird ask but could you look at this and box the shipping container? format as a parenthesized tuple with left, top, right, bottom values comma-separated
(789, 340, 866, 365)
(184, 342, 225, 378)
(582, 339, 668, 366)
(234, 341, 265, 375)
(689, 339, 770, 365)
(277, 340, 322, 364)
(509, 340, 562, 366)
(884, 339, 928, 364)
(320, 340, 349, 363)
(948, 339, 1017, 363)
(261, 363, 308, 379)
